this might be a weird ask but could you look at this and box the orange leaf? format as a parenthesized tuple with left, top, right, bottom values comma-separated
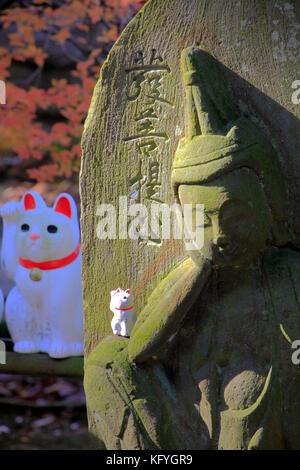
(53, 28, 70, 45)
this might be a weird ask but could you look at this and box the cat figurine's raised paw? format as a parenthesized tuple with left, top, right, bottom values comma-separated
(1, 190, 84, 358)
(110, 288, 136, 337)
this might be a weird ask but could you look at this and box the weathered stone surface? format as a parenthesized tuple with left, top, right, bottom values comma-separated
(81, 0, 300, 450)
(81, 0, 300, 352)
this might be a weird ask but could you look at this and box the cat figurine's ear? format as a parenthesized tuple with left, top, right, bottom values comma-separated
(21, 190, 47, 212)
(53, 193, 78, 220)
(111, 288, 121, 297)
(125, 289, 130, 294)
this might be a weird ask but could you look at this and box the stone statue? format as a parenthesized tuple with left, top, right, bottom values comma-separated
(84, 47, 300, 450)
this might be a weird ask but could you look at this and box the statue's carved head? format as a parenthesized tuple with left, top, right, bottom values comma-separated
(171, 47, 288, 267)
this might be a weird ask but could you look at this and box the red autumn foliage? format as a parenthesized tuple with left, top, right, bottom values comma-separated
(0, 0, 147, 182)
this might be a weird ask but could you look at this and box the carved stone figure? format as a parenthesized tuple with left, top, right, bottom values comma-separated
(84, 46, 300, 450)
(1, 190, 84, 358)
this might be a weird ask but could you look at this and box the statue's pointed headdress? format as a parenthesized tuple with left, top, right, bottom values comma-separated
(171, 46, 288, 245)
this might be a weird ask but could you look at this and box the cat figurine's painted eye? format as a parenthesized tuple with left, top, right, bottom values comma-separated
(47, 225, 58, 233)
(21, 224, 30, 231)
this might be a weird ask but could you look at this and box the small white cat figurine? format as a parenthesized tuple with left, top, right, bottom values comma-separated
(110, 288, 136, 337)
(0, 190, 84, 358)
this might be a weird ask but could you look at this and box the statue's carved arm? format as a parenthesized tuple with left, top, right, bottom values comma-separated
(128, 256, 211, 363)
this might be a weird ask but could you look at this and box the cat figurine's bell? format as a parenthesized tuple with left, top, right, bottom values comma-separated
(30, 267, 42, 282)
